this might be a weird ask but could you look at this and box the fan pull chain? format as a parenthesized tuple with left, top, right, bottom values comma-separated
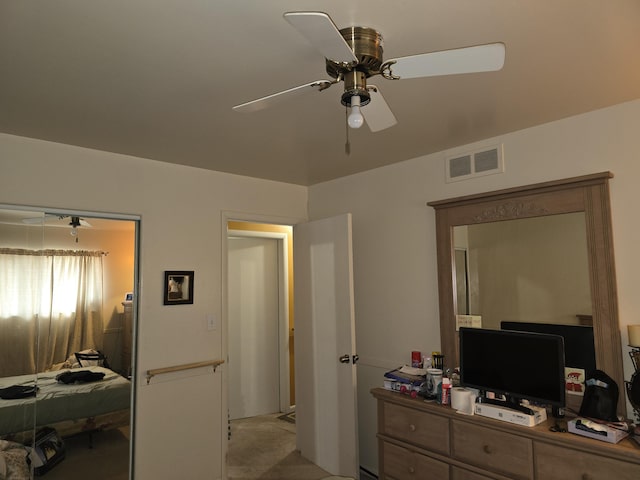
(345, 107, 351, 155)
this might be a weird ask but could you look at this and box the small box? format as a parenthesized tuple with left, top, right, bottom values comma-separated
(568, 419, 629, 444)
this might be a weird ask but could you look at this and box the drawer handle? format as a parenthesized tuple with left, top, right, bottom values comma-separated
(581, 475, 592, 480)
(408, 466, 415, 474)
(408, 424, 416, 432)
(483, 444, 493, 454)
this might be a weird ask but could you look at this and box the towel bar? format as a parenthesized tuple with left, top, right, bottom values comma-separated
(146, 359, 224, 384)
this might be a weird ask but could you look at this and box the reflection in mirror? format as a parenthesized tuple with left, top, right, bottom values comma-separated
(0, 207, 135, 478)
(453, 212, 591, 329)
(454, 248, 469, 316)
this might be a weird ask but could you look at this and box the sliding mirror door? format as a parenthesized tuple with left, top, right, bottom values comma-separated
(0, 207, 137, 479)
(0, 209, 44, 452)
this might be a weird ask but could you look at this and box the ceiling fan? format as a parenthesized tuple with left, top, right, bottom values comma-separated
(233, 11, 505, 132)
(22, 215, 92, 242)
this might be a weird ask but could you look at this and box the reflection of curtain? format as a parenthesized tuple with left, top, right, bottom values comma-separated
(0, 249, 105, 376)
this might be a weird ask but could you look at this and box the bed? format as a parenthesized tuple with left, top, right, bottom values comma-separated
(0, 366, 131, 440)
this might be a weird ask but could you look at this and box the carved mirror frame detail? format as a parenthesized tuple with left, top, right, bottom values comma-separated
(428, 172, 625, 415)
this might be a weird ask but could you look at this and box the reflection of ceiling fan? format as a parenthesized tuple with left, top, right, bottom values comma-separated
(22, 214, 92, 228)
(22, 215, 92, 241)
(233, 11, 505, 132)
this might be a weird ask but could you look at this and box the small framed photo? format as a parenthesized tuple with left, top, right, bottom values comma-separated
(164, 270, 194, 305)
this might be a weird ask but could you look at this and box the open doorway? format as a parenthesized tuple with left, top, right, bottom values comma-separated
(226, 221, 294, 417)
(226, 221, 301, 476)
(225, 215, 360, 479)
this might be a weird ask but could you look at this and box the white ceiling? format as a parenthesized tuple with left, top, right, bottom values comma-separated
(1, 1, 639, 186)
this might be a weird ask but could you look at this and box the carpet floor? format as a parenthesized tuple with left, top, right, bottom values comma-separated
(44, 426, 130, 480)
(227, 413, 331, 480)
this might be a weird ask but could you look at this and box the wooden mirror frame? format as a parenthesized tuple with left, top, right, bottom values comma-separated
(428, 172, 625, 415)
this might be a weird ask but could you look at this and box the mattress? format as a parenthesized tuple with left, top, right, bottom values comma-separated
(0, 366, 131, 436)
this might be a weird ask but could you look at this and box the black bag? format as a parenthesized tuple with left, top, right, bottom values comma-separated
(579, 369, 619, 422)
(28, 427, 66, 476)
(0, 384, 38, 399)
(55, 370, 105, 384)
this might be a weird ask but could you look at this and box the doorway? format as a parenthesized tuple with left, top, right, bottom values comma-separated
(226, 221, 295, 419)
(224, 214, 360, 478)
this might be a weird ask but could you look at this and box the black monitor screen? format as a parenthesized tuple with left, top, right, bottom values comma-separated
(500, 321, 595, 377)
(459, 327, 566, 408)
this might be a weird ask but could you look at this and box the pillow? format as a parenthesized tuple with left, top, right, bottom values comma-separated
(0, 441, 30, 480)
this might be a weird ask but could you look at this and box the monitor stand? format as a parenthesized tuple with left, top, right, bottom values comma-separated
(478, 396, 536, 416)
(475, 396, 547, 427)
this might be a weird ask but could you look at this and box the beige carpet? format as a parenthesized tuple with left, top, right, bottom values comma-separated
(228, 413, 331, 480)
(44, 427, 130, 480)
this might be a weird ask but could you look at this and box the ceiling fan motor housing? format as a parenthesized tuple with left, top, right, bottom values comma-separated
(327, 26, 384, 107)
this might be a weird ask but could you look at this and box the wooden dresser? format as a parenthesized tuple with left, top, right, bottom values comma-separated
(372, 387, 640, 479)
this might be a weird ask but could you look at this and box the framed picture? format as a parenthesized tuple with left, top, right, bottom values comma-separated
(163, 270, 194, 305)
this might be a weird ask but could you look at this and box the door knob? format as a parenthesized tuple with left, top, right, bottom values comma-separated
(339, 354, 359, 364)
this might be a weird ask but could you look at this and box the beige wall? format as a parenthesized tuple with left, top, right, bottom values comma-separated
(308, 99, 640, 474)
(0, 134, 307, 480)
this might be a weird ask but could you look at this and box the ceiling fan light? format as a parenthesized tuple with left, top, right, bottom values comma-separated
(347, 95, 364, 129)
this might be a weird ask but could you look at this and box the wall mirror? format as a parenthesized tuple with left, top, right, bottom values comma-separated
(0, 206, 136, 477)
(428, 172, 625, 415)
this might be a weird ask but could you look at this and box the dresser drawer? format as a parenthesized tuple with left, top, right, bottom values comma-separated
(383, 441, 450, 480)
(534, 441, 640, 480)
(451, 466, 495, 480)
(452, 421, 533, 479)
(383, 402, 450, 455)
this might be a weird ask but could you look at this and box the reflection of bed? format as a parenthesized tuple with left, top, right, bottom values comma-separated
(0, 366, 131, 439)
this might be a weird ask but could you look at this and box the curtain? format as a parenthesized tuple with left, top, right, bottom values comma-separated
(0, 249, 105, 377)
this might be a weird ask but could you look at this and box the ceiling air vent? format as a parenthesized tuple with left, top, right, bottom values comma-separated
(445, 144, 504, 183)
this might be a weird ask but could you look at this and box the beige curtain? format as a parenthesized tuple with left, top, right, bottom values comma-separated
(0, 249, 105, 377)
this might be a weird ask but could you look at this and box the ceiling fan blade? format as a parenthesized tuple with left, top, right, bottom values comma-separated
(283, 11, 358, 64)
(385, 43, 505, 80)
(362, 86, 397, 132)
(79, 219, 92, 227)
(21, 213, 57, 225)
(233, 80, 333, 113)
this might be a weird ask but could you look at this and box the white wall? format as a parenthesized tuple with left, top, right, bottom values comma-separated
(0, 133, 307, 479)
(308, 99, 640, 474)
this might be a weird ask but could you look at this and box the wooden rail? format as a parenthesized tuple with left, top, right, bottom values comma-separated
(146, 359, 224, 384)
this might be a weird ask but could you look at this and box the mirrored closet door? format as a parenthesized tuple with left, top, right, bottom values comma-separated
(0, 207, 137, 479)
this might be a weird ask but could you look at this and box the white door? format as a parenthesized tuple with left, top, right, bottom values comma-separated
(294, 213, 359, 478)
(228, 236, 280, 419)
